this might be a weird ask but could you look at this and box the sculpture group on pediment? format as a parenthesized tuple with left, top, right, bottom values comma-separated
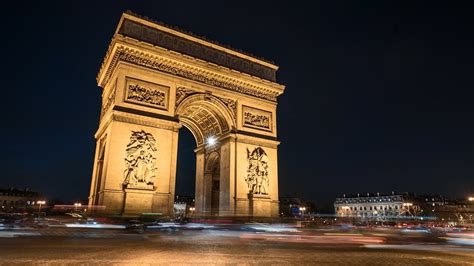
(245, 147, 269, 195)
(123, 130, 157, 189)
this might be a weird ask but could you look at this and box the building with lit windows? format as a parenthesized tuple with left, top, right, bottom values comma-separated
(0, 187, 40, 211)
(334, 192, 420, 219)
(334, 192, 474, 224)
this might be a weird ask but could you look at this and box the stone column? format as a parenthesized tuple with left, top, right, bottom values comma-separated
(194, 149, 206, 215)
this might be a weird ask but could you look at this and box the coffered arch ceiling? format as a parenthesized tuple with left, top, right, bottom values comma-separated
(175, 93, 234, 146)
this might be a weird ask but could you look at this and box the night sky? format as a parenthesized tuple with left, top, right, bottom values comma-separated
(1, 1, 473, 206)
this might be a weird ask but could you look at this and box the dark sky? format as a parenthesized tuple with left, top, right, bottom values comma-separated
(1, 1, 473, 205)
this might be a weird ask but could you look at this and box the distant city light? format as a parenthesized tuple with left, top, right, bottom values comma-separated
(468, 197, 474, 202)
(37, 200, 46, 212)
(206, 136, 217, 146)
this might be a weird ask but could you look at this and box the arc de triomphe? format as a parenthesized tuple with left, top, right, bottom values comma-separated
(88, 12, 285, 217)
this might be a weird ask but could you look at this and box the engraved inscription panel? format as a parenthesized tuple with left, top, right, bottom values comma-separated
(125, 77, 169, 110)
(242, 105, 272, 132)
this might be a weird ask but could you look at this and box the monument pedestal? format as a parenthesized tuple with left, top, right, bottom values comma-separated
(123, 188, 155, 215)
(249, 193, 273, 217)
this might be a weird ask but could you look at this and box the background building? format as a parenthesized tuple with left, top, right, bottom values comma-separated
(334, 192, 474, 225)
(334, 192, 421, 221)
(0, 187, 40, 212)
(174, 195, 195, 218)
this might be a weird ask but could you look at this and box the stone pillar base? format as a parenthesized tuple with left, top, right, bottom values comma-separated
(123, 188, 155, 215)
(249, 194, 275, 217)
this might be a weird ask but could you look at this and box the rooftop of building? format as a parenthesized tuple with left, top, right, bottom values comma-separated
(336, 192, 416, 199)
(0, 187, 39, 197)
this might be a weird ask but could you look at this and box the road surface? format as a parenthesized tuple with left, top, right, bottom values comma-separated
(0, 230, 473, 265)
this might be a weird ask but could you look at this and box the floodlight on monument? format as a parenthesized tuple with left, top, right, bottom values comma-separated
(206, 136, 217, 146)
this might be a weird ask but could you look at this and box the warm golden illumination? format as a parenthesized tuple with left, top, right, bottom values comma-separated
(88, 12, 285, 218)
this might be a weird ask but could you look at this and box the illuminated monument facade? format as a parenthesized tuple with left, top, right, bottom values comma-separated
(88, 12, 285, 217)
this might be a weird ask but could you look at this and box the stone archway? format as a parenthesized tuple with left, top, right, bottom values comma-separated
(175, 93, 235, 146)
(175, 93, 234, 216)
(88, 12, 284, 218)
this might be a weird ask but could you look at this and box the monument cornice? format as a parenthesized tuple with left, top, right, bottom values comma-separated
(116, 12, 278, 79)
(97, 38, 284, 102)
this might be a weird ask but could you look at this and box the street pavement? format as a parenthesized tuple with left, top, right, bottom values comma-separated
(0, 230, 473, 265)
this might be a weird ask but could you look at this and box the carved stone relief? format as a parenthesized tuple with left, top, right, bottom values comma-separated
(101, 47, 278, 102)
(176, 87, 237, 121)
(125, 77, 169, 110)
(175, 87, 196, 107)
(215, 95, 237, 119)
(242, 105, 272, 132)
(245, 147, 269, 195)
(101, 80, 116, 118)
(119, 18, 277, 82)
(123, 130, 157, 190)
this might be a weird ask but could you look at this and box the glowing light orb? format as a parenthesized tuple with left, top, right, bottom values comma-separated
(206, 136, 217, 146)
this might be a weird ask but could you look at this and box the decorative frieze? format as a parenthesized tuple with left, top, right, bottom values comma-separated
(125, 77, 169, 110)
(99, 46, 279, 102)
(119, 18, 277, 82)
(242, 105, 272, 132)
(245, 147, 269, 195)
(123, 130, 157, 190)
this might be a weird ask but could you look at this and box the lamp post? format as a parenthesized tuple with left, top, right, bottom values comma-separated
(403, 202, 414, 219)
(299, 207, 306, 220)
(37, 200, 46, 213)
(74, 203, 82, 212)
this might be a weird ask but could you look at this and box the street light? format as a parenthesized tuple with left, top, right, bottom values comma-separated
(468, 197, 474, 202)
(189, 207, 195, 217)
(299, 207, 306, 219)
(74, 203, 82, 212)
(37, 200, 46, 213)
(402, 202, 415, 218)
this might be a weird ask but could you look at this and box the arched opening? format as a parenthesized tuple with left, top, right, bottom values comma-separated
(175, 93, 234, 216)
(93, 137, 107, 206)
(205, 152, 220, 215)
(175, 127, 196, 207)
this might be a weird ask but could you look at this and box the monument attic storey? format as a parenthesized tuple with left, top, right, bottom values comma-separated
(89, 11, 285, 217)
